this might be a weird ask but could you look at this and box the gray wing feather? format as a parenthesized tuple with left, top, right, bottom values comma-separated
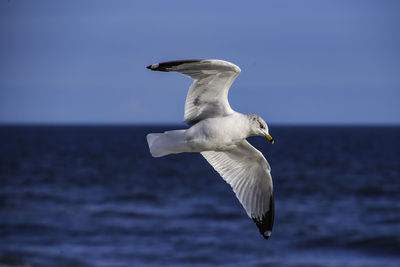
(147, 59, 241, 125)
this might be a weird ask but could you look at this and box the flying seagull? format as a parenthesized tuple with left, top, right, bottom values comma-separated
(146, 59, 275, 239)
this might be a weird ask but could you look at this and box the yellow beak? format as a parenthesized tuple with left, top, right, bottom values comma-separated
(265, 133, 274, 144)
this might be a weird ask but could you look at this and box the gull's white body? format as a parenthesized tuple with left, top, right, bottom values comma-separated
(148, 113, 250, 156)
(146, 59, 275, 239)
(187, 113, 252, 151)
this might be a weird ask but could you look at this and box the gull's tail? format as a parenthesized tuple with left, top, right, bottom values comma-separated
(146, 130, 188, 157)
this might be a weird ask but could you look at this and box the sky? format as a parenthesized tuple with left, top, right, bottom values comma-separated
(0, 0, 399, 125)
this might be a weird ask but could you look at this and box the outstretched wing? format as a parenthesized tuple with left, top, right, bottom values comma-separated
(147, 59, 241, 125)
(201, 140, 274, 239)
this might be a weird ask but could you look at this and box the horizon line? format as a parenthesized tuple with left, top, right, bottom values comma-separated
(0, 122, 399, 127)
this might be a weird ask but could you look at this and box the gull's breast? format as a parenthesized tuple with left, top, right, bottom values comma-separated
(185, 113, 249, 152)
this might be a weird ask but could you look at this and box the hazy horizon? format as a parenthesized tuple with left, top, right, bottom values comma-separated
(1, 121, 399, 127)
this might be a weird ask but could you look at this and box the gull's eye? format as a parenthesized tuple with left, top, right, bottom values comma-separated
(259, 122, 264, 129)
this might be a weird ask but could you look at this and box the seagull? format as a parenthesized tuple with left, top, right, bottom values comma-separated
(146, 59, 275, 239)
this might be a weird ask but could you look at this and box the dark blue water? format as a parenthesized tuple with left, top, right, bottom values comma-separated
(1, 125, 399, 267)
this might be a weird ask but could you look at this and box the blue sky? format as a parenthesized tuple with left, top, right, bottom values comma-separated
(0, 0, 399, 124)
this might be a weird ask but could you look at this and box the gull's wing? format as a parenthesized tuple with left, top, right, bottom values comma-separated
(147, 59, 241, 125)
(201, 140, 274, 239)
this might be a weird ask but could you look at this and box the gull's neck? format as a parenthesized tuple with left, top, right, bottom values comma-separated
(244, 113, 259, 137)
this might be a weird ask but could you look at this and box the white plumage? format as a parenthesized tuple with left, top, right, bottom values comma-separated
(146, 59, 275, 239)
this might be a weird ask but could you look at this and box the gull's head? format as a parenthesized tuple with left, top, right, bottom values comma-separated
(247, 114, 274, 144)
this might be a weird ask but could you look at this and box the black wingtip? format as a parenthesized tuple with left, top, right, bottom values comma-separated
(146, 63, 160, 71)
(146, 60, 202, 72)
(252, 195, 275, 240)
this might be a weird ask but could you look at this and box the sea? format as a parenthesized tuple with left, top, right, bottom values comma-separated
(0, 125, 399, 267)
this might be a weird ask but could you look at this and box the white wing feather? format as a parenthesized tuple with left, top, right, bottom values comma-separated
(201, 140, 274, 238)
